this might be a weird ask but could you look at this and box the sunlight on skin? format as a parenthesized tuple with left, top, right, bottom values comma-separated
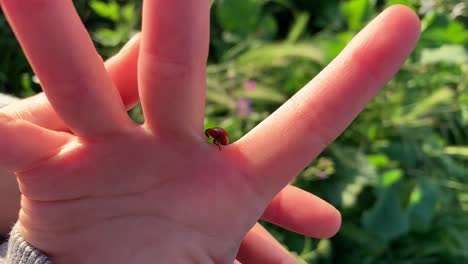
(54, 139, 83, 158)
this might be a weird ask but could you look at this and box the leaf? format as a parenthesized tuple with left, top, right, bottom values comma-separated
(314, 144, 378, 208)
(235, 85, 286, 103)
(386, 0, 414, 9)
(89, 0, 120, 22)
(362, 174, 410, 241)
(205, 90, 237, 109)
(257, 15, 278, 40)
(445, 146, 468, 158)
(421, 14, 468, 44)
(20, 73, 35, 96)
(287, 12, 310, 43)
(318, 31, 354, 62)
(395, 87, 454, 125)
(215, 0, 261, 36)
(379, 169, 402, 187)
(128, 103, 144, 124)
(236, 42, 323, 67)
(93, 28, 122, 47)
(121, 4, 136, 23)
(367, 154, 390, 168)
(421, 11, 436, 32)
(407, 179, 438, 233)
(383, 142, 421, 169)
(315, 239, 332, 257)
(340, 0, 369, 31)
(420, 45, 468, 64)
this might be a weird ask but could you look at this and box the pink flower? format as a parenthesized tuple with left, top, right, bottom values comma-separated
(244, 80, 257, 91)
(316, 171, 329, 180)
(237, 98, 253, 117)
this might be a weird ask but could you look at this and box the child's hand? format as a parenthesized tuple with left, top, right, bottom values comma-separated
(0, 31, 141, 237)
(0, 10, 336, 264)
(0, 1, 420, 263)
(0, 16, 336, 264)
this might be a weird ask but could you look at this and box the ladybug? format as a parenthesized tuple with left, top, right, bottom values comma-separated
(205, 127, 229, 150)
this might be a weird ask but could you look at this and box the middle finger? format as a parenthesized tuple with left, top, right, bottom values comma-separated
(139, 0, 210, 138)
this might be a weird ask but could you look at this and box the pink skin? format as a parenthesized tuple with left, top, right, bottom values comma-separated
(0, 34, 323, 264)
(0, 1, 420, 263)
(0, 5, 340, 264)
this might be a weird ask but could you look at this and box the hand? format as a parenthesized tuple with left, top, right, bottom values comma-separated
(0, 1, 420, 264)
(0, 30, 141, 237)
(0, 25, 333, 264)
(0, 34, 326, 263)
(0, 2, 341, 262)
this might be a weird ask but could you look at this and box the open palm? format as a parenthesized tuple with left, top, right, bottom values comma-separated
(0, 1, 420, 263)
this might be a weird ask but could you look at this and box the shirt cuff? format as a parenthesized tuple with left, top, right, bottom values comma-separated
(0, 223, 51, 264)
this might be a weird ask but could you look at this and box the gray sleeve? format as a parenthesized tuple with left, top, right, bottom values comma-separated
(0, 93, 20, 109)
(0, 223, 51, 264)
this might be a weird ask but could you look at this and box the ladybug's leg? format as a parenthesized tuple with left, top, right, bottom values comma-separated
(214, 136, 222, 151)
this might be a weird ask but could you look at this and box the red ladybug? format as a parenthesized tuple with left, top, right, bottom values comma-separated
(205, 127, 229, 150)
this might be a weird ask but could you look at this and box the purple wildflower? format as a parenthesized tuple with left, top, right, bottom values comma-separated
(237, 98, 253, 117)
(316, 171, 329, 180)
(244, 80, 257, 91)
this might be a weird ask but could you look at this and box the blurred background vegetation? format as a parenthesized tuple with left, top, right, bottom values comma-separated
(1, 0, 467, 263)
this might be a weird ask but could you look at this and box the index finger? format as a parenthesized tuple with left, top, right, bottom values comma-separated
(234, 5, 421, 200)
(1, 34, 142, 132)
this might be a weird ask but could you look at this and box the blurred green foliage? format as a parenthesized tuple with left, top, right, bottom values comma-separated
(1, 0, 467, 263)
